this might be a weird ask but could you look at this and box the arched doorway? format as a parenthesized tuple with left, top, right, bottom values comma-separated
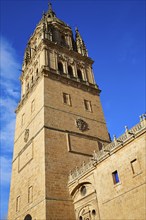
(24, 214, 32, 220)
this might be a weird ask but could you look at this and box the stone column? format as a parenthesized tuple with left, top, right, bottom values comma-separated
(91, 67, 96, 84)
(82, 68, 87, 81)
(44, 47, 49, 67)
(64, 60, 68, 74)
(54, 51, 58, 72)
(74, 63, 77, 77)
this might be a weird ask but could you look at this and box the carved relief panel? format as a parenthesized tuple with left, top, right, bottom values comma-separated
(70, 182, 99, 220)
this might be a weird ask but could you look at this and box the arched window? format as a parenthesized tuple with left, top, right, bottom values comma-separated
(68, 66, 73, 77)
(61, 35, 66, 46)
(24, 214, 32, 220)
(77, 69, 83, 80)
(58, 62, 64, 74)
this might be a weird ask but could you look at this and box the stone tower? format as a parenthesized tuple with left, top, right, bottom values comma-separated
(8, 3, 110, 220)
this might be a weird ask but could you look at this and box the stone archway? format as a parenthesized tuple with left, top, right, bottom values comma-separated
(24, 214, 32, 220)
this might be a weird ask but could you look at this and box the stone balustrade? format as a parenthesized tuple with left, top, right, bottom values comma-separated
(69, 114, 146, 183)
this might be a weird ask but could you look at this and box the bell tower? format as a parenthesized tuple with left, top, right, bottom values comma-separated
(8, 3, 110, 220)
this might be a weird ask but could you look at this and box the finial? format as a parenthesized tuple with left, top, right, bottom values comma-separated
(48, 1, 52, 11)
(93, 150, 96, 158)
(125, 125, 128, 132)
(82, 161, 85, 166)
(113, 135, 117, 141)
(42, 11, 46, 20)
(47, 1, 56, 17)
(75, 27, 79, 32)
(139, 115, 143, 122)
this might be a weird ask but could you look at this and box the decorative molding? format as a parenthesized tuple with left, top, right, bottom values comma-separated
(76, 118, 89, 132)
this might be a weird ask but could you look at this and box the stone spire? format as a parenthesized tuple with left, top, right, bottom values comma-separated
(75, 27, 88, 57)
(48, 1, 52, 10)
(47, 1, 56, 18)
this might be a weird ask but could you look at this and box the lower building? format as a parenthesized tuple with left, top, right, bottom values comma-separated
(68, 114, 146, 220)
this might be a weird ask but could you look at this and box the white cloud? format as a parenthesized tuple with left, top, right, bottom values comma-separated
(1, 96, 17, 113)
(0, 156, 12, 185)
(0, 80, 20, 98)
(0, 36, 21, 154)
(0, 155, 12, 220)
(0, 37, 21, 80)
(0, 36, 21, 219)
(0, 119, 15, 153)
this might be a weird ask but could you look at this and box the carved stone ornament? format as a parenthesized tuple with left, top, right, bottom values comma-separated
(24, 129, 29, 143)
(76, 118, 89, 132)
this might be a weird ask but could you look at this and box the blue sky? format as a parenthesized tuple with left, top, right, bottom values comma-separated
(0, 0, 145, 218)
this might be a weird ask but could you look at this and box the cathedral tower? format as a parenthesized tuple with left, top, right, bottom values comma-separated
(8, 4, 110, 220)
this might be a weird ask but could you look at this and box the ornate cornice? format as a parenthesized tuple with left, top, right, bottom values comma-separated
(43, 66, 101, 95)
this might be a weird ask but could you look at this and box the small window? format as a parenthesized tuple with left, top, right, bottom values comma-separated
(63, 93, 71, 106)
(112, 170, 120, 184)
(84, 100, 92, 112)
(131, 159, 140, 175)
(16, 196, 20, 212)
(58, 62, 64, 74)
(28, 186, 33, 203)
(21, 113, 25, 126)
(77, 69, 83, 80)
(31, 100, 35, 113)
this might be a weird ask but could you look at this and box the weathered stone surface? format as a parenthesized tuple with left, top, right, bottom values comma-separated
(8, 3, 110, 220)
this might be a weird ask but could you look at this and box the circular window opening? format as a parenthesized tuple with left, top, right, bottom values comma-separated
(79, 216, 83, 220)
(92, 209, 96, 216)
(80, 185, 86, 196)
